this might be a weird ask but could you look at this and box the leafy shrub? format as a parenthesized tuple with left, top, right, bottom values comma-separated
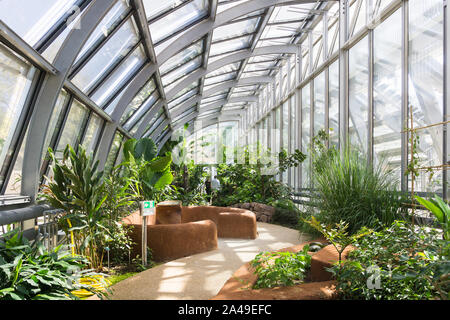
(250, 245, 311, 289)
(0, 229, 106, 300)
(330, 221, 450, 300)
(212, 145, 305, 207)
(42, 145, 109, 270)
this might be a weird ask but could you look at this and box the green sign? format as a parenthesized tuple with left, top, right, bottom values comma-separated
(144, 201, 155, 209)
(141, 200, 156, 216)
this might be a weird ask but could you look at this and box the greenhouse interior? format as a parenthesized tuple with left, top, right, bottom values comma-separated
(0, 0, 449, 303)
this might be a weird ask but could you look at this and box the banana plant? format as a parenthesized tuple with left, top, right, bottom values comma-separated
(121, 138, 173, 202)
(415, 195, 450, 240)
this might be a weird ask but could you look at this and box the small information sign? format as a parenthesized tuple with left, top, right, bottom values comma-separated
(140, 200, 156, 216)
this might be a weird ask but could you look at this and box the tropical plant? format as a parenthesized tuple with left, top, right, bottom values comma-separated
(303, 216, 373, 265)
(0, 229, 108, 300)
(330, 220, 450, 300)
(310, 143, 406, 234)
(41, 145, 109, 270)
(121, 137, 174, 203)
(250, 245, 311, 289)
(213, 145, 305, 207)
(415, 195, 450, 240)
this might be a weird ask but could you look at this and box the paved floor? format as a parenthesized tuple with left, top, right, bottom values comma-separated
(93, 222, 310, 300)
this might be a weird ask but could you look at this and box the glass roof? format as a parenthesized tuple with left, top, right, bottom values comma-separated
(0, 0, 326, 143)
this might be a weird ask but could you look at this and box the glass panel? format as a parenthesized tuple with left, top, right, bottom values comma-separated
(91, 45, 146, 107)
(0, 0, 78, 47)
(172, 106, 196, 124)
(124, 92, 159, 130)
(142, 108, 165, 137)
(160, 40, 204, 75)
(409, 0, 444, 193)
(313, 72, 325, 136)
(301, 84, 310, 189)
(104, 132, 124, 174)
(149, 0, 209, 44)
(56, 99, 88, 153)
(144, 0, 189, 21)
(42, 4, 87, 62)
(120, 78, 156, 124)
(373, 9, 402, 181)
(206, 62, 241, 78)
(82, 113, 103, 156)
(349, 0, 366, 37)
(204, 72, 237, 87)
(0, 44, 36, 188)
(212, 17, 260, 42)
(168, 87, 198, 109)
(162, 55, 203, 87)
(41, 90, 69, 166)
(348, 36, 369, 154)
(328, 60, 339, 147)
(209, 35, 253, 56)
(71, 17, 140, 94)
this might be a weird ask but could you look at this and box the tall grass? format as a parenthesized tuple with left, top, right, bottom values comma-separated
(311, 148, 405, 234)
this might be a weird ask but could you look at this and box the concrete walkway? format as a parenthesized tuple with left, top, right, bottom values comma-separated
(96, 223, 310, 300)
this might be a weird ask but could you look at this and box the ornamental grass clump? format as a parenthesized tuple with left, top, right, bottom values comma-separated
(312, 145, 406, 234)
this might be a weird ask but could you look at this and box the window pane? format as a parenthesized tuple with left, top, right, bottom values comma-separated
(301, 84, 310, 188)
(91, 45, 146, 107)
(144, 0, 189, 21)
(160, 40, 204, 75)
(104, 132, 124, 174)
(373, 9, 402, 181)
(409, 0, 444, 193)
(328, 60, 339, 147)
(56, 99, 88, 152)
(348, 36, 369, 154)
(74, 0, 131, 66)
(71, 17, 140, 94)
(0, 44, 36, 189)
(120, 78, 156, 124)
(125, 92, 160, 131)
(313, 72, 325, 137)
(82, 113, 103, 156)
(0, 0, 78, 47)
(149, 0, 209, 44)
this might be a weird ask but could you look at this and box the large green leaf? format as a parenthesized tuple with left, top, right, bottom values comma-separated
(134, 138, 157, 161)
(415, 196, 444, 223)
(122, 139, 137, 161)
(153, 170, 173, 190)
(148, 153, 172, 172)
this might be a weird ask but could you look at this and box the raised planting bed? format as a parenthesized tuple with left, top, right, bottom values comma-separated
(211, 240, 355, 300)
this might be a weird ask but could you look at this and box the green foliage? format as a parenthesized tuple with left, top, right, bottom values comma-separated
(212, 146, 304, 207)
(42, 145, 109, 270)
(250, 245, 312, 289)
(121, 138, 173, 202)
(0, 229, 107, 300)
(415, 195, 450, 240)
(271, 199, 301, 228)
(311, 140, 406, 234)
(330, 221, 450, 300)
(303, 216, 372, 264)
(170, 160, 210, 206)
